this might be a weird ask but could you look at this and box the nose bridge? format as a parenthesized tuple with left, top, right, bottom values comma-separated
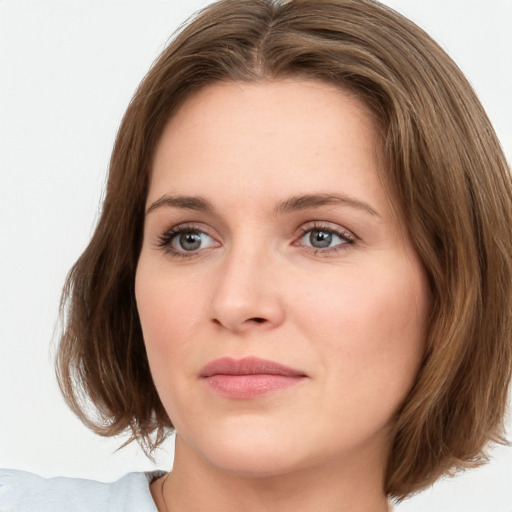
(209, 231, 284, 331)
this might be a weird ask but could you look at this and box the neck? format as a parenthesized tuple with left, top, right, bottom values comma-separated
(152, 434, 391, 512)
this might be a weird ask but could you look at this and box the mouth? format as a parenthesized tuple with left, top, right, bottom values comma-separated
(200, 356, 308, 399)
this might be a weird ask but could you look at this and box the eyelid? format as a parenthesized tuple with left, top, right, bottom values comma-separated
(155, 222, 221, 258)
(296, 221, 355, 239)
(293, 221, 356, 253)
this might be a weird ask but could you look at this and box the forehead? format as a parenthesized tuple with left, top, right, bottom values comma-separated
(149, 79, 388, 215)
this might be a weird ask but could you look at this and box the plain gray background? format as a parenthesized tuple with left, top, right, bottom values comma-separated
(1, 1, 511, 510)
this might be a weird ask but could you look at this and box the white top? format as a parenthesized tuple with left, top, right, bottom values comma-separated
(0, 468, 162, 512)
(0, 468, 396, 511)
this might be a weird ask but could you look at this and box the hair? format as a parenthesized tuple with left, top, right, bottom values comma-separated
(55, 0, 512, 500)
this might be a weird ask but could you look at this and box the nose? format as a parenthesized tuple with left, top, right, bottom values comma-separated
(209, 242, 286, 333)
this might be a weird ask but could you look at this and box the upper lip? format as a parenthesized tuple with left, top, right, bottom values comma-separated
(200, 356, 306, 377)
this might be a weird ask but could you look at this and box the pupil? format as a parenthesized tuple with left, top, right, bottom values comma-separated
(179, 231, 202, 251)
(310, 229, 332, 248)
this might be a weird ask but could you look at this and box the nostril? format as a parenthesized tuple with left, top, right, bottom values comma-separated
(211, 317, 267, 327)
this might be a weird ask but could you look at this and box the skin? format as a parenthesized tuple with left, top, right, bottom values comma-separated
(136, 79, 430, 512)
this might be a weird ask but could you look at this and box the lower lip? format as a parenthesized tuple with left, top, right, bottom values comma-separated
(203, 374, 305, 399)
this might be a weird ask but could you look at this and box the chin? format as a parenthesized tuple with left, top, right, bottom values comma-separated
(204, 441, 306, 478)
(179, 418, 313, 478)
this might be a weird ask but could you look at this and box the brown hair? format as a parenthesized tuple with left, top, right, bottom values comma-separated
(56, 0, 512, 500)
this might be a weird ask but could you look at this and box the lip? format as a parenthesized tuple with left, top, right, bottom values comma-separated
(200, 356, 307, 399)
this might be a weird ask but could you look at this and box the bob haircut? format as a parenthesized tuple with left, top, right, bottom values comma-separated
(56, 0, 512, 500)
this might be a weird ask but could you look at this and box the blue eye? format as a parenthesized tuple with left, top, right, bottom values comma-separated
(299, 226, 354, 251)
(170, 229, 216, 252)
(306, 229, 336, 248)
(157, 225, 218, 257)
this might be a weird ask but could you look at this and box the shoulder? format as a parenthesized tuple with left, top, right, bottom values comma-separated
(0, 468, 163, 512)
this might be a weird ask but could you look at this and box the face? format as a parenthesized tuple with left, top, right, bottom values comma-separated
(136, 80, 429, 477)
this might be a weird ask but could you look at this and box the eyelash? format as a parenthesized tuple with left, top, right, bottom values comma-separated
(156, 223, 213, 259)
(295, 221, 355, 256)
(155, 222, 355, 259)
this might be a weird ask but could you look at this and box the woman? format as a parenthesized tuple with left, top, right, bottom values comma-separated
(1, 0, 511, 510)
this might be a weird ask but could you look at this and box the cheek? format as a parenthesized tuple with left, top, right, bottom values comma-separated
(135, 262, 209, 428)
(297, 256, 428, 398)
(136, 264, 203, 352)
(134, 261, 209, 409)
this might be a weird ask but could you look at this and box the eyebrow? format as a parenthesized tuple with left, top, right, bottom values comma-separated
(146, 195, 214, 214)
(146, 192, 379, 217)
(275, 193, 380, 217)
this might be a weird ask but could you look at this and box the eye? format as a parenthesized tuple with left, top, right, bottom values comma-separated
(296, 224, 354, 253)
(172, 230, 210, 252)
(157, 225, 219, 257)
(304, 229, 338, 249)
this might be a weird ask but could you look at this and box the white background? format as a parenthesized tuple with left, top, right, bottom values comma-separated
(0, 1, 511, 510)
